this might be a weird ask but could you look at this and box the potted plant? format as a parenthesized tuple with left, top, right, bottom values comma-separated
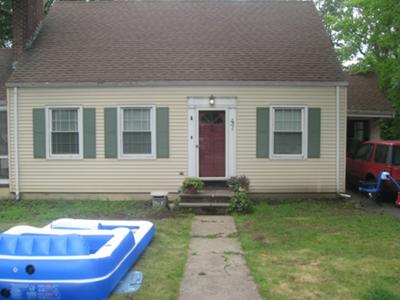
(182, 177, 204, 194)
(227, 175, 250, 192)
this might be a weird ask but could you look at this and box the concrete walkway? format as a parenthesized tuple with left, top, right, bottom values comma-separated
(179, 216, 262, 300)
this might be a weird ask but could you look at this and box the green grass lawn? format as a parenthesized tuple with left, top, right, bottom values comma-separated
(234, 200, 400, 300)
(0, 199, 192, 300)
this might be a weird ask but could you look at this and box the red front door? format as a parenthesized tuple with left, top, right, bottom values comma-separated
(199, 111, 226, 177)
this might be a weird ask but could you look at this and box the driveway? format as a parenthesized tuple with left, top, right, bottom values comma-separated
(347, 189, 400, 219)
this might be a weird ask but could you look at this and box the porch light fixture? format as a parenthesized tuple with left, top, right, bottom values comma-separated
(209, 95, 215, 106)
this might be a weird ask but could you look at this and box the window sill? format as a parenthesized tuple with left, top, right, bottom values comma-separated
(47, 155, 83, 160)
(270, 155, 307, 160)
(118, 154, 156, 160)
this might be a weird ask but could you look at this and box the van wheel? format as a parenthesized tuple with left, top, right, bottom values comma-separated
(380, 190, 397, 203)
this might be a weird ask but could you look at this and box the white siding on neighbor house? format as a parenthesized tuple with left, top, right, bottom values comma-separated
(7, 85, 346, 194)
(370, 119, 381, 140)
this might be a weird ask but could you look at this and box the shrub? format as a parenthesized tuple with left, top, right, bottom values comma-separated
(182, 177, 204, 194)
(227, 175, 250, 192)
(228, 191, 253, 214)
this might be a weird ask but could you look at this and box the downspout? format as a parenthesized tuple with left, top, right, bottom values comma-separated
(13, 87, 20, 200)
(336, 86, 340, 193)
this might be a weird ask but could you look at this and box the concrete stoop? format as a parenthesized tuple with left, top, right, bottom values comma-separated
(178, 189, 233, 215)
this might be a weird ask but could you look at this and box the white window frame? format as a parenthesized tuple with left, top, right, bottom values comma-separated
(118, 105, 156, 159)
(270, 105, 308, 160)
(46, 106, 83, 160)
(0, 106, 8, 184)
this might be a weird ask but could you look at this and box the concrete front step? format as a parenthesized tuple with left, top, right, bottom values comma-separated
(179, 205, 229, 215)
(178, 190, 233, 214)
(180, 191, 233, 203)
(179, 202, 230, 213)
(179, 202, 229, 208)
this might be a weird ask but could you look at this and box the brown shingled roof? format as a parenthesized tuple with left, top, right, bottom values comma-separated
(0, 49, 13, 105)
(8, 0, 344, 85)
(347, 73, 394, 117)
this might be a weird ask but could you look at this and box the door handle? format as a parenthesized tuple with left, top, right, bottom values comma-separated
(196, 145, 199, 148)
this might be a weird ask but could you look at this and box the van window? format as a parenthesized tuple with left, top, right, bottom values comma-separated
(393, 146, 400, 166)
(374, 145, 389, 164)
(355, 144, 373, 161)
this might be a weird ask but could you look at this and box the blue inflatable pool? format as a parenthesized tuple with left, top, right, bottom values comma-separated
(0, 218, 155, 300)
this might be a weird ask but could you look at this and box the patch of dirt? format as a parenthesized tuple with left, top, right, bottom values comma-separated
(273, 276, 327, 300)
(253, 233, 274, 245)
(239, 220, 255, 230)
(104, 204, 180, 220)
(271, 256, 327, 299)
(293, 263, 322, 284)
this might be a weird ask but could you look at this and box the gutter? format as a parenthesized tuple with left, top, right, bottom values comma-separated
(5, 80, 349, 88)
(347, 111, 395, 119)
(13, 87, 20, 200)
(336, 86, 340, 193)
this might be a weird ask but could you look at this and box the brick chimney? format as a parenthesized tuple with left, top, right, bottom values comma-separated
(12, 0, 44, 60)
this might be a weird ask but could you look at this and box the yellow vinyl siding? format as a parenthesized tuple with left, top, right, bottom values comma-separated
(7, 85, 346, 194)
(236, 86, 346, 193)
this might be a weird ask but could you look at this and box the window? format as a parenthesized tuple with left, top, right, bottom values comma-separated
(355, 143, 372, 161)
(119, 106, 155, 158)
(48, 107, 82, 158)
(374, 145, 389, 164)
(0, 108, 8, 184)
(272, 107, 305, 158)
(393, 146, 400, 166)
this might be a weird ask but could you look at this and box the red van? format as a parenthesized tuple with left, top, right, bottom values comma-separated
(347, 140, 400, 198)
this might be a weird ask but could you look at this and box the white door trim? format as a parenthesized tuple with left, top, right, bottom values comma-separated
(187, 97, 236, 180)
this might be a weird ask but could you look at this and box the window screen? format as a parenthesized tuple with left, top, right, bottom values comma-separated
(122, 108, 152, 155)
(273, 108, 302, 155)
(51, 108, 80, 155)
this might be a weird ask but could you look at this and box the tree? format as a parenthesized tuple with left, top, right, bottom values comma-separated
(0, 0, 12, 48)
(316, 0, 400, 138)
(0, 0, 56, 48)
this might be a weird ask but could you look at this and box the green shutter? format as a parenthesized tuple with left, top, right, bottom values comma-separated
(104, 108, 118, 158)
(32, 108, 46, 158)
(308, 108, 321, 158)
(256, 107, 269, 158)
(83, 108, 96, 158)
(156, 107, 169, 158)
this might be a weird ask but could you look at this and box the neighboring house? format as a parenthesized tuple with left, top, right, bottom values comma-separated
(347, 73, 395, 155)
(5, 0, 347, 199)
(0, 49, 13, 186)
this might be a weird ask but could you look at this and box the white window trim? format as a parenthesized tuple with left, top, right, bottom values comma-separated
(117, 105, 156, 160)
(0, 106, 8, 184)
(270, 105, 308, 160)
(46, 106, 83, 160)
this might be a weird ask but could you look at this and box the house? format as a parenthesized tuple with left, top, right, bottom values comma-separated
(346, 73, 395, 154)
(4, 0, 348, 199)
